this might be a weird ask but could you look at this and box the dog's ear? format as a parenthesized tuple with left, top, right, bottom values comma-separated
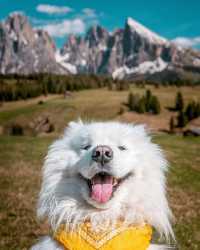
(64, 119, 84, 137)
(131, 124, 151, 142)
(68, 119, 84, 129)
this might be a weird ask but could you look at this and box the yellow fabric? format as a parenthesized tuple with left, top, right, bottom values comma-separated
(54, 222, 152, 250)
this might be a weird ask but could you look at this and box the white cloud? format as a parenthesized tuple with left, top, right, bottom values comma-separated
(9, 11, 25, 16)
(172, 37, 200, 48)
(39, 19, 85, 37)
(36, 4, 73, 15)
(33, 6, 104, 38)
(82, 8, 97, 18)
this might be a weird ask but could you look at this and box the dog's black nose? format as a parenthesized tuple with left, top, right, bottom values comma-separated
(92, 145, 113, 165)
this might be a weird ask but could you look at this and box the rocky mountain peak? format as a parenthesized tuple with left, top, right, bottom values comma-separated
(86, 25, 109, 44)
(5, 13, 30, 33)
(125, 17, 167, 45)
(0, 13, 67, 74)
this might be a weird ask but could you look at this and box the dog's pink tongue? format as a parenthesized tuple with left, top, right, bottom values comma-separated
(91, 175, 113, 203)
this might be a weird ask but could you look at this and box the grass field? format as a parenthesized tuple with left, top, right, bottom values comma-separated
(0, 85, 200, 250)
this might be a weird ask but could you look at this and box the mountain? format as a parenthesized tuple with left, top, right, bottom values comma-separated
(58, 17, 200, 81)
(0, 13, 67, 74)
(1, 13, 200, 82)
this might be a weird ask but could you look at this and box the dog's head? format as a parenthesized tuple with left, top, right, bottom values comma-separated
(38, 121, 173, 239)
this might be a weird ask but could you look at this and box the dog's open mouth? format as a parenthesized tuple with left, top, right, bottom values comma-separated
(85, 172, 131, 204)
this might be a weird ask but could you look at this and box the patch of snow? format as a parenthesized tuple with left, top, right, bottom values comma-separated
(98, 44, 107, 51)
(127, 17, 167, 44)
(32, 50, 38, 69)
(112, 66, 128, 79)
(55, 50, 77, 74)
(112, 57, 168, 79)
(193, 58, 200, 66)
(80, 59, 86, 66)
(55, 51, 70, 62)
(1, 66, 5, 74)
(22, 36, 28, 45)
(60, 62, 77, 74)
(9, 30, 17, 41)
(34, 33, 39, 39)
(131, 57, 168, 74)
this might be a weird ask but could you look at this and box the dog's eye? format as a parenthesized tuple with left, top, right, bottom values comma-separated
(118, 146, 127, 151)
(82, 145, 91, 150)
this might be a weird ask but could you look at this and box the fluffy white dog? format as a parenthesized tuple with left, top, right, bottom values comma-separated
(31, 121, 175, 250)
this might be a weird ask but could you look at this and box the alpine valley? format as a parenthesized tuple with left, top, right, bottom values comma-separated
(1, 13, 200, 82)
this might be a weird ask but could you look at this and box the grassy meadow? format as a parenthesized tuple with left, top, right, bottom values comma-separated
(0, 85, 200, 250)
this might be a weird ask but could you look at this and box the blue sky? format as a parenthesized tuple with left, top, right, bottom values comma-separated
(0, 0, 200, 48)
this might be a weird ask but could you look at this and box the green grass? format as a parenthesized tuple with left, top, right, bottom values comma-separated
(155, 135, 200, 192)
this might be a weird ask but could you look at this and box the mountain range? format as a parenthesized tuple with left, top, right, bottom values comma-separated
(1, 13, 200, 82)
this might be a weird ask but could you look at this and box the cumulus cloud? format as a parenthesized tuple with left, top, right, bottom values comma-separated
(172, 37, 200, 48)
(34, 6, 103, 38)
(39, 19, 85, 37)
(36, 4, 73, 15)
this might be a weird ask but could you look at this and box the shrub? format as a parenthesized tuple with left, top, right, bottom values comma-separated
(128, 92, 140, 111)
(10, 123, 24, 136)
(127, 90, 161, 115)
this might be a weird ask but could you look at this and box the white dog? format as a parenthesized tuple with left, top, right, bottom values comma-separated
(31, 121, 175, 250)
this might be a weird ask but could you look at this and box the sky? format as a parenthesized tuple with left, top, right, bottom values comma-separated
(0, 0, 200, 49)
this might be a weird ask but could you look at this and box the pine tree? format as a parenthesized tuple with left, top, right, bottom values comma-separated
(150, 96, 161, 114)
(175, 91, 184, 111)
(137, 97, 146, 113)
(128, 92, 134, 110)
(194, 102, 200, 118)
(128, 92, 138, 111)
(169, 117, 175, 133)
(177, 111, 187, 128)
(185, 103, 194, 121)
(145, 89, 152, 111)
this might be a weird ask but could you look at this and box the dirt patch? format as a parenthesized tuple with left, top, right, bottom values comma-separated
(118, 111, 173, 132)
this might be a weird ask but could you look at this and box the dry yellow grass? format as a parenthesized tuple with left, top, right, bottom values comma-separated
(1, 85, 200, 133)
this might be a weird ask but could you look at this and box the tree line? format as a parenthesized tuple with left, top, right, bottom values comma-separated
(0, 72, 200, 102)
(0, 74, 113, 101)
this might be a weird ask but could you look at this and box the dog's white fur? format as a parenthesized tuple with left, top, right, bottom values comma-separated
(31, 121, 175, 250)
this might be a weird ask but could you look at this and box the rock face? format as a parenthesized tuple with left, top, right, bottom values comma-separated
(0, 13, 67, 74)
(57, 17, 200, 81)
(1, 13, 200, 81)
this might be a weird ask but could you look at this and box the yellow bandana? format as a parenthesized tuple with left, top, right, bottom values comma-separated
(54, 222, 152, 250)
